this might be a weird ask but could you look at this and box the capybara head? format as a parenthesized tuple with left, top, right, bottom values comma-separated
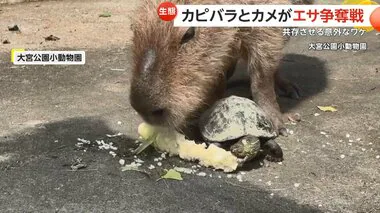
(129, 0, 239, 131)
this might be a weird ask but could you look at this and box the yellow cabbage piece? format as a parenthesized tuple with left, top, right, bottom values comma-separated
(137, 122, 239, 173)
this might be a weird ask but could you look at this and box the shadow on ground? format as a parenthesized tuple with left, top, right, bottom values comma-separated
(0, 117, 322, 212)
(227, 53, 328, 113)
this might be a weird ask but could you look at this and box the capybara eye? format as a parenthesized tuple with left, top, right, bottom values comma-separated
(180, 27, 195, 45)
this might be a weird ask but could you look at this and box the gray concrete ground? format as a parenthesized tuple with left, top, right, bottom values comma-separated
(0, 0, 379, 212)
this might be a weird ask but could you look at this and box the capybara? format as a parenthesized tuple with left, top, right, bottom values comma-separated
(129, 0, 311, 137)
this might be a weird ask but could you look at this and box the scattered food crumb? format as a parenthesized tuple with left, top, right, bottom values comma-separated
(148, 164, 155, 169)
(154, 158, 159, 162)
(227, 174, 233, 178)
(209, 174, 213, 178)
(340, 154, 345, 159)
(376, 155, 380, 159)
(109, 151, 116, 157)
(275, 176, 279, 179)
(294, 183, 300, 188)
(288, 130, 294, 135)
(161, 153, 167, 159)
(339, 140, 343, 142)
(369, 142, 373, 145)
(218, 175, 222, 178)
(121, 162, 141, 171)
(54, 140, 59, 143)
(320, 131, 327, 135)
(346, 134, 350, 138)
(318, 204, 322, 207)
(277, 162, 283, 165)
(270, 193, 274, 196)
(356, 138, 361, 141)
(197, 172, 207, 177)
(266, 181, 272, 186)
(349, 139, 353, 143)
(117, 121, 122, 125)
(158, 157, 163, 161)
(348, 143, 352, 146)
(314, 113, 320, 116)
(134, 159, 144, 164)
(70, 158, 87, 171)
(174, 167, 194, 174)
(361, 148, 366, 152)
(157, 162, 162, 166)
(240, 172, 246, 175)
(258, 179, 262, 182)
(119, 159, 125, 165)
(191, 165, 197, 169)
(77, 138, 91, 144)
(322, 145, 326, 148)
(236, 175, 243, 182)
(106, 133, 123, 138)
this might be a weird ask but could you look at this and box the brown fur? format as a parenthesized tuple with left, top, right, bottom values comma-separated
(129, 0, 310, 135)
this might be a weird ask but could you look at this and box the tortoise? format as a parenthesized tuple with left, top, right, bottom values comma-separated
(198, 95, 284, 165)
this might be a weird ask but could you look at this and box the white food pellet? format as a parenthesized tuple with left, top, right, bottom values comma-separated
(218, 175, 222, 178)
(376, 155, 380, 159)
(197, 165, 201, 168)
(236, 175, 243, 182)
(134, 159, 144, 163)
(314, 113, 320, 116)
(197, 172, 207, 177)
(240, 172, 246, 175)
(294, 183, 300, 188)
(157, 162, 162, 166)
(320, 131, 327, 135)
(346, 134, 350, 138)
(258, 179, 262, 182)
(277, 162, 283, 165)
(133, 155, 137, 158)
(288, 130, 294, 135)
(148, 164, 155, 169)
(266, 181, 272, 186)
(119, 159, 125, 165)
(348, 143, 352, 146)
(339, 140, 343, 142)
(209, 174, 213, 178)
(158, 157, 163, 161)
(227, 174, 233, 178)
(117, 121, 122, 125)
(153, 158, 159, 162)
(318, 204, 322, 207)
(270, 193, 274, 196)
(192, 165, 197, 169)
(356, 138, 361, 141)
(161, 153, 166, 159)
(369, 142, 373, 145)
(275, 176, 279, 179)
(361, 148, 366, 152)
(340, 154, 345, 159)
(54, 140, 59, 143)
(109, 151, 116, 157)
(322, 145, 326, 148)
(349, 139, 353, 143)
